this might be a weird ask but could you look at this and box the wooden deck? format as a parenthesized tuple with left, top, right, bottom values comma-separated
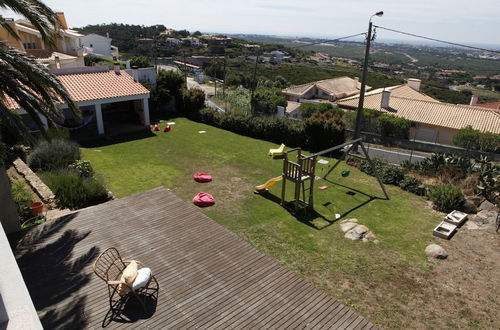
(10, 187, 378, 329)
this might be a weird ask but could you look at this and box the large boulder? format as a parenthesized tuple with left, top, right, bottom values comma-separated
(479, 200, 497, 212)
(344, 225, 369, 240)
(362, 231, 377, 243)
(425, 244, 448, 259)
(340, 220, 358, 232)
(470, 210, 498, 229)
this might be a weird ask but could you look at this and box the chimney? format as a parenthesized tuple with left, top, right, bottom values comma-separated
(113, 62, 121, 75)
(55, 12, 68, 30)
(469, 95, 479, 106)
(106, 32, 110, 39)
(381, 90, 391, 109)
(54, 55, 61, 69)
(407, 78, 421, 91)
(354, 77, 359, 89)
(131, 65, 139, 82)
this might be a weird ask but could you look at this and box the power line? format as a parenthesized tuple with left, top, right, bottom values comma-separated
(374, 25, 500, 54)
(289, 32, 366, 49)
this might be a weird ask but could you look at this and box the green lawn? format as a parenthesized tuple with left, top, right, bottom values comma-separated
(82, 118, 445, 328)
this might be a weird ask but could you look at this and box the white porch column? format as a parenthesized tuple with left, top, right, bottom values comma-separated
(38, 114, 49, 130)
(142, 98, 150, 126)
(95, 103, 104, 135)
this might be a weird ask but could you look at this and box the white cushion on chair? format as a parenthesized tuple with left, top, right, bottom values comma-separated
(132, 267, 152, 290)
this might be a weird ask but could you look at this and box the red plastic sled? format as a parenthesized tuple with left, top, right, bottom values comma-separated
(193, 173, 212, 183)
(193, 193, 215, 207)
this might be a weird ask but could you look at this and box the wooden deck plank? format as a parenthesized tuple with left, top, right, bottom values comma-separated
(11, 187, 378, 329)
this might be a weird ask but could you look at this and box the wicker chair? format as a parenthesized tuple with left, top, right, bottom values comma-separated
(93, 248, 158, 313)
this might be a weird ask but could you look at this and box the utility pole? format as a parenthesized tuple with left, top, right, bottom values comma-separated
(250, 52, 260, 114)
(222, 54, 227, 98)
(354, 23, 373, 140)
(182, 51, 187, 84)
(354, 11, 383, 145)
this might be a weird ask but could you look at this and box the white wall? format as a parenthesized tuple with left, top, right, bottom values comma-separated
(0, 217, 42, 329)
(125, 67, 157, 86)
(81, 34, 113, 59)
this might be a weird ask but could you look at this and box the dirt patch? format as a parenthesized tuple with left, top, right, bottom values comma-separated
(321, 226, 500, 329)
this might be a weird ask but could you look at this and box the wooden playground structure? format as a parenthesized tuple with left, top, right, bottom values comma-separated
(258, 138, 389, 214)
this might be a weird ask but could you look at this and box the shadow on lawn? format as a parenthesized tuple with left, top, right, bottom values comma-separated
(9, 213, 99, 330)
(258, 179, 385, 230)
(79, 129, 156, 148)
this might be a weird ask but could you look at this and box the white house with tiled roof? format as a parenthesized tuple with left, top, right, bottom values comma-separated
(0, 13, 85, 69)
(336, 79, 500, 145)
(2, 65, 150, 136)
(282, 77, 369, 103)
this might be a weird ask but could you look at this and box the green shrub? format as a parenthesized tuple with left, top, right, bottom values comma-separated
(41, 170, 108, 209)
(11, 180, 34, 220)
(453, 125, 500, 153)
(304, 111, 345, 151)
(344, 108, 381, 133)
(252, 87, 287, 115)
(129, 56, 152, 68)
(399, 176, 426, 196)
(27, 138, 80, 171)
(378, 114, 410, 139)
(182, 88, 206, 118)
(379, 164, 405, 185)
(69, 160, 94, 177)
(198, 108, 335, 149)
(359, 158, 404, 185)
(299, 103, 344, 119)
(360, 158, 385, 176)
(428, 184, 465, 212)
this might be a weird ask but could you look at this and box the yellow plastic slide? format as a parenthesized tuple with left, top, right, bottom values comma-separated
(255, 176, 283, 192)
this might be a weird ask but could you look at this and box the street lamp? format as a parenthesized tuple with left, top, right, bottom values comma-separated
(354, 11, 384, 141)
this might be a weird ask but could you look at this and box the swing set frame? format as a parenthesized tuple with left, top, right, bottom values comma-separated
(280, 138, 389, 214)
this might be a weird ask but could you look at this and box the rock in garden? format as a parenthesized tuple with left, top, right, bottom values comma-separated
(479, 200, 497, 212)
(425, 244, 448, 259)
(340, 222, 358, 232)
(362, 231, 377, 242)
(340, 218, 358, 224)
(470, 210, 498, 229)
(344, 225, 369, 240)
(466, 196, 482, 207)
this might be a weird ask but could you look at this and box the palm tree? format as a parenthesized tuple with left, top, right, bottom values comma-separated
(0, 0, 80, 141)
(0, 0, 81, 233)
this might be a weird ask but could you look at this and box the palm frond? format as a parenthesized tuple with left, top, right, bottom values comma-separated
(0, 42, 81, 138)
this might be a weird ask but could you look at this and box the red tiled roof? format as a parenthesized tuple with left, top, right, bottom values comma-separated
(2, 70, 150, 110)
(473, 101, 500, 111)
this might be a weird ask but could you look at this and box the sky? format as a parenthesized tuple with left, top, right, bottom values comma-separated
(3, 0, 500, 46)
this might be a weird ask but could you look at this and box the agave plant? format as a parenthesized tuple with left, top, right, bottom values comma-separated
(476, 162, 500, 204)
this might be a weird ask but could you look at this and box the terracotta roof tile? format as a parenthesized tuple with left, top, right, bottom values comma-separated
(282, 76, 369, 99)
(473, 101, 500, 111)
(2, 70, 149, 110)
(337, 94, 500, 133)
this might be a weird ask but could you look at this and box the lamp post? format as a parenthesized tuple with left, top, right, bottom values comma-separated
(354, 11, 384, 141)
